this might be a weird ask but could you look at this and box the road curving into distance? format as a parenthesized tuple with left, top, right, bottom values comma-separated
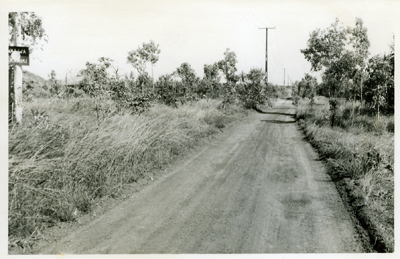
(39, 99, 365, 254)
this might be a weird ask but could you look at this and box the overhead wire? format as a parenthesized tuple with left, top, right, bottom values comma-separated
(250, 11, 264, 27)
(262, 11, 285, 68)
(259, 11, 285, 84)
(262, 11, 274, 27)
(273, 29, 285, 69)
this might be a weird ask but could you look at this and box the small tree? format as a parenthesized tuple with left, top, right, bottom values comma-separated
(78, 57, 112, 96)
(218, 48, 239, 84)
(176, 62, 199, 101)
(364, 49, 394, 115)
(200, 63, 221, 99)
(110, 60, 121, 81)
(238, 68, 266, 109)
(218, 48, 239, 103)
(372, 85, 386, 119)
(155, 73, 178, 105)
(48, 70, 62, 96)
(297, 73, 318, 101)
(127, 40, 160, 90)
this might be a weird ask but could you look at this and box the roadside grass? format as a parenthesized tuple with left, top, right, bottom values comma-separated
(8, 97, 245, 252)
(296, 99, 394, 252)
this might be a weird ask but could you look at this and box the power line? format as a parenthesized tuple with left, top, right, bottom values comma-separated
(262, 11, 285, 69)
(250, 11, 264, 26)
(263, 12, 275, 27)
(272, 29, 285, 69)
(237, 12, 259, 28)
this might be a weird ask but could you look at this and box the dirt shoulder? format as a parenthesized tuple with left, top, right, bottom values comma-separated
(34, 100, 367, 254)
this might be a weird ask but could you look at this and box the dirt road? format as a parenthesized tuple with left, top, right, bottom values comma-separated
(39, 99, 364, 254)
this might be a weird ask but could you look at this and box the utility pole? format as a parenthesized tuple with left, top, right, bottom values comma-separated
(259, 26, 275, 84)
(283, 68, 286, 86)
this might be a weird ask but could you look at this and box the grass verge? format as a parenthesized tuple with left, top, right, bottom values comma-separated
(296, 98, 394, 252)
(8, 97, 246, 252)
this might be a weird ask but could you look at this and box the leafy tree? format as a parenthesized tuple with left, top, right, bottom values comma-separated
(78, 57, 112, 95)
(136, 73, 152, 93)
(372, 85, 386, 119)
(291, 81, 301, 105)
(364, 47, 394, 115)
(323, 51, 359, 97)
(176, 62, 199, 100)
(48, 70, 62, 95)
(297, 74, 318, 101)
(217, 48, 239, 103)
(218, 48, 239, 84)
(8, 12, 48, 51)
(127, 40, 160, 89)
(238, 68, 266, 108)
(347, 18, 370, 101)
(347, 18, 370, 66)
(200, 63, 221, 98)
(155, 73, 178, 105)
(301, 18, 346, 72)
(301, 18, 370, 98)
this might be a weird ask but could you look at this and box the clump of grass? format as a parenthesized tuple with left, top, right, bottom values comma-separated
(297, 99, 394, 252)
(9, 97, 245, 252)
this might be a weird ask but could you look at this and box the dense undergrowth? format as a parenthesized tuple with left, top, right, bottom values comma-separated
(296, 97, 394, 252)
(8, 96, 246, 251)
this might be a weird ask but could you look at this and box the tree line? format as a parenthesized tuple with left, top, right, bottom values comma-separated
(293, 18, 394, 116)
(50, 44, 289, 114)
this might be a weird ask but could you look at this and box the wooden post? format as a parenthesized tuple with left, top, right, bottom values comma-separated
(9, 66, 14, 123)
(283, 68, 286, 86)
(11, 13, 23, 124)
(258, 27, 275, 85)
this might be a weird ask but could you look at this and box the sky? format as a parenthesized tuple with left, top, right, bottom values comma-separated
(3, 0, 399, 86)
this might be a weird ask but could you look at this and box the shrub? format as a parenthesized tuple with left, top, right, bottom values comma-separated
(111, 80, 153, 114)
(386, 120, 394, 133)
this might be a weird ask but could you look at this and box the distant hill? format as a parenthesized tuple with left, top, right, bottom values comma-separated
(23, 70, 47, 85)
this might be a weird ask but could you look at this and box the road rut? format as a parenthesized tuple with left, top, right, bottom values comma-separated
(40, 99, 364, 254)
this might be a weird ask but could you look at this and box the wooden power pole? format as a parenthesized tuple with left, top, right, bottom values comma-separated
(258, 26, 275, 84)
(283, 68, 286, 86)
(11, 13, 23, 124)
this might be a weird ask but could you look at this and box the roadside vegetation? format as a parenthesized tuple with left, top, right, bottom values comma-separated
(296, 97, 394, 252)
(9, 95, 244, 251)
(295, 17, 394, 252)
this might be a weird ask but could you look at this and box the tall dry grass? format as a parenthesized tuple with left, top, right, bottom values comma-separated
(296, 99, 394, 252)
(9, 97, 244, 251)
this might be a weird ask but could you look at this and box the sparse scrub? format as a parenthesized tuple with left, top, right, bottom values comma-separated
(8, 96, 244, 251)
(297, 99, 394, 252)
